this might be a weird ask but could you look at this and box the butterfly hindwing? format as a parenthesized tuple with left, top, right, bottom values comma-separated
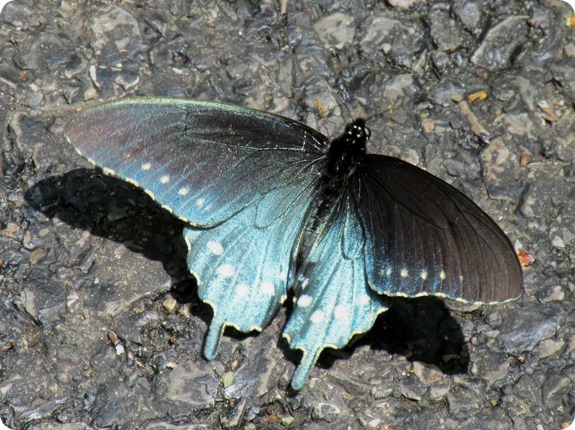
(185, 176, 320, 359)
(63, 98, 328, 227)
(283, 190, 389, 390)
(356, 155, 522, 303)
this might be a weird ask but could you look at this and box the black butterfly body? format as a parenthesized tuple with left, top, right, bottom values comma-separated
(64, 98, 523, 389)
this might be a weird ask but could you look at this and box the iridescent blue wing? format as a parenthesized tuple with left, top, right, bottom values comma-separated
(283, 190, 389, 390)
(63, 98, 328, 227)
(356, 155, 523, 303)
(184, 178, 318, 359)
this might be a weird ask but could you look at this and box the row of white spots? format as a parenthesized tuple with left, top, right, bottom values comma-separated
(232, 280, 276, 297)
(140, 162, 206, 207)
(382, 267, 446, 282)
(209, 241, 276, 298)
(296, 293, 371, 322)
(216, 264, 276, 296)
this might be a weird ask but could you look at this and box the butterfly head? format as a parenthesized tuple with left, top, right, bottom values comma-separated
(345, 119, 370, 151)
(326, 119, 370, 177)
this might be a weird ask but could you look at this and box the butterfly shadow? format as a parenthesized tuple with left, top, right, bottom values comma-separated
(279, 295, 469, 386)
(26, 170, 470, 382)
(25, 168, 210, 322)
(367, 296, 470, 373)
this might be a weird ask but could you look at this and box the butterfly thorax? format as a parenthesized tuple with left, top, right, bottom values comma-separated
(320, 118, 368, 206)
(295, 119, 369, 271)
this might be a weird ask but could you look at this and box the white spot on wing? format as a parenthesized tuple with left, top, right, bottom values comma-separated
(440, 270, 447, 280)
(297, 295, 312, 308)
(216, 264, 235, 278)
(260, 281, 275, 296)
(400, 268, 409, 278)
(356, 294, 370, 306)
(196, 198, 205, 207)
(297, 275, 310, 289)
(310, 310, 325, 323)
(160, 175, 170, 184)
(141, 162, 152, 171)
(420, 270, 428, 280)
(178, 187, 190, 196)
(235, 283, 249, 297)
(206, 241, 224, 255)
(334, 305, 348, 319)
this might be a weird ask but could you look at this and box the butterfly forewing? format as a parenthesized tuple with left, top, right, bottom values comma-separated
(356, 155, 523, 303)
(63, 98, 329, 227)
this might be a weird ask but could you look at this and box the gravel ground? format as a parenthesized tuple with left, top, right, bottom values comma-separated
(1, 0, 575, 429)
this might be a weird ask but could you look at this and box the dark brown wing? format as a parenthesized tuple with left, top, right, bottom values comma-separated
(355, 155, 523, 303)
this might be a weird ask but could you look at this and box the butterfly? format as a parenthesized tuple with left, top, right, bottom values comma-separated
(63, 98, 523, 390)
